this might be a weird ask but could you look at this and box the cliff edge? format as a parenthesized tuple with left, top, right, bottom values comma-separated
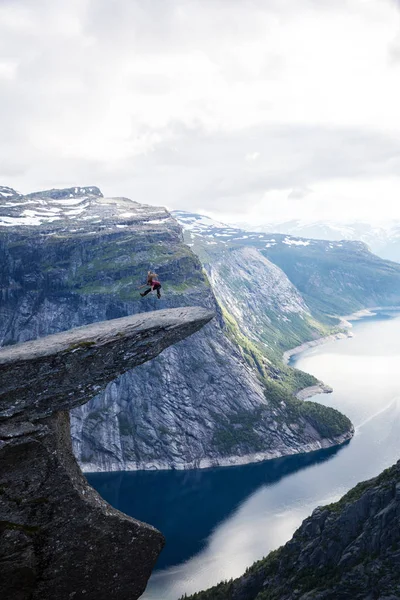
(0, 307, 213, 600)
(184, 460, 400, 600)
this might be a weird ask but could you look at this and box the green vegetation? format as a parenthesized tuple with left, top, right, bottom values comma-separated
(0, 520, 40, 535)
(296, 400, 351, 437)
(325, 463, 396, 513)
(262, 242, 400, 317)
(182, 464, 398, 600)
(30, 231, 206, 300)
(212, 407, 270, 454)
(221, 306, 271, 380)
(263, 377, 352, 438)
(179, 549, 282, 600)
(179, 580, 235, 600)
(220, 305, 318, 395)
(67, 340, 96, 351)
(211, 306, 352, 455)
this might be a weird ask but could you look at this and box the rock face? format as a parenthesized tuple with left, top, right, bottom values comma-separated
(197, 243, 326, 355)
(184, 461, 400, 600)
(0, 307, 213, 600)
(175, 210, 400, 320)
(0, 186, 354, 471)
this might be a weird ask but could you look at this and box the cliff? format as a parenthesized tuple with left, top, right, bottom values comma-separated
(0, 186, 353, 471)
(183, 460, 400, 600)
(175, 211, 400, 324)
(0, 307, 213, 600)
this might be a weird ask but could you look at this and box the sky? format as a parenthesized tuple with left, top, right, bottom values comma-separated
(1, 0, 400, 225)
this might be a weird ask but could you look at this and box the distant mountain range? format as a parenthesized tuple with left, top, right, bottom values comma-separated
(173, 211, 368, 252)
(172, 211, 400, 319)
(234, 217, 400, 263)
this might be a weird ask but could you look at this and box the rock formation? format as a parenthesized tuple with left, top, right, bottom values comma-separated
(184, 460, 400, 600)
(0, 307, 213, 600)
(175, 210, 400, 318)
(0, 186, 354, 471)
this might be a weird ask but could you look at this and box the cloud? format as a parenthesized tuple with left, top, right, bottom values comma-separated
(245, 152, 261, 162)
(113, 122, 400, 208)
(288, 187, 313, 200)
(1, 0, 400, 223)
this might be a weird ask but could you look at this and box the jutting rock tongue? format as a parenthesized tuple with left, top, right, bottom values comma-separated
(0, 307, 214, 600)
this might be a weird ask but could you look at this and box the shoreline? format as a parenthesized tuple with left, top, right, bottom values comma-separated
(283, 305, 400, 366)
(282, 330, 352, 365)
(82, 429, 353, 473)
(83, 306, 398, 474)
(295, 383, 333, 401)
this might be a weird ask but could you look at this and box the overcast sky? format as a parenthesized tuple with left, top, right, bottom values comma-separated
(1, 0, 400, 225)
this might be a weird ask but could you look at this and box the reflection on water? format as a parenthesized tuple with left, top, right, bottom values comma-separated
(88, 310, 400, 599)
(88, 445, 342, 570)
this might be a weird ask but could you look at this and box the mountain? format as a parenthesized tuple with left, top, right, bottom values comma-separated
(0, 308, 212, 600)
(183, 460, 400, 600)
(236, 217, 400, 264)
(173, 211, 400, 322)
(0, 187, 353, 471)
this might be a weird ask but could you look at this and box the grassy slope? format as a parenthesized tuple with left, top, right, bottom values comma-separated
(214, 305, 352, 456)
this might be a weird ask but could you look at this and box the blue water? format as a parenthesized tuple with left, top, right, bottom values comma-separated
(88, 310, 400, 599)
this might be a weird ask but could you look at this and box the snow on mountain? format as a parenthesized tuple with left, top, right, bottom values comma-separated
(0, 186, 22, 200)
(235, 218, 400, 263)
(0, 186, 173, 232)
(172, 210, 355, 253)
(172, 211, 230, 232)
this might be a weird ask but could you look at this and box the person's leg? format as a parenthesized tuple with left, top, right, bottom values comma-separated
(140, 288, 152, 297)
(155, 284, 161, 298)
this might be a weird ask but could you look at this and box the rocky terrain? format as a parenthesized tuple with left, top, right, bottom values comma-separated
(237, 216, 400, 264)
(0, 307, 212, 600)
(174, 211, 400, 321)
(183, 460, 400, 600)
(0, 186, 353, 471)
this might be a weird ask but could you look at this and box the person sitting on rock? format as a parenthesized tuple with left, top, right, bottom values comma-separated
(140, 271, 162, 299)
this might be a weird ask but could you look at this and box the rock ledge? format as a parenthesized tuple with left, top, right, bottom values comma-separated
(0, 307, 213, 600)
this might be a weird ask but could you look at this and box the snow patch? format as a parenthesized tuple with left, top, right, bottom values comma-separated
(65, 208, 86, 216)
(177, 214, 229, 230)
(52, 197, 88, 206)
(0, 215, 43, 226)
(3, 201, 32, 207)
(283, 238, 310, 246)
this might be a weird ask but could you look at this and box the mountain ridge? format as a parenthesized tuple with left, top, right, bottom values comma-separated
(173, 210, 400, 321)
(0, 186, 353, 471)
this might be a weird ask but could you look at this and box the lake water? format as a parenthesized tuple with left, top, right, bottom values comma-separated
(87, 310, 400, 599)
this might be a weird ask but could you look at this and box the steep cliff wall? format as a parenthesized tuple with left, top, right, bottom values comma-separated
(184, 460, 400, 600)
(0, 308, 212, 600)
(0, 187, 353, 471)
(175, 210, 400, 324)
